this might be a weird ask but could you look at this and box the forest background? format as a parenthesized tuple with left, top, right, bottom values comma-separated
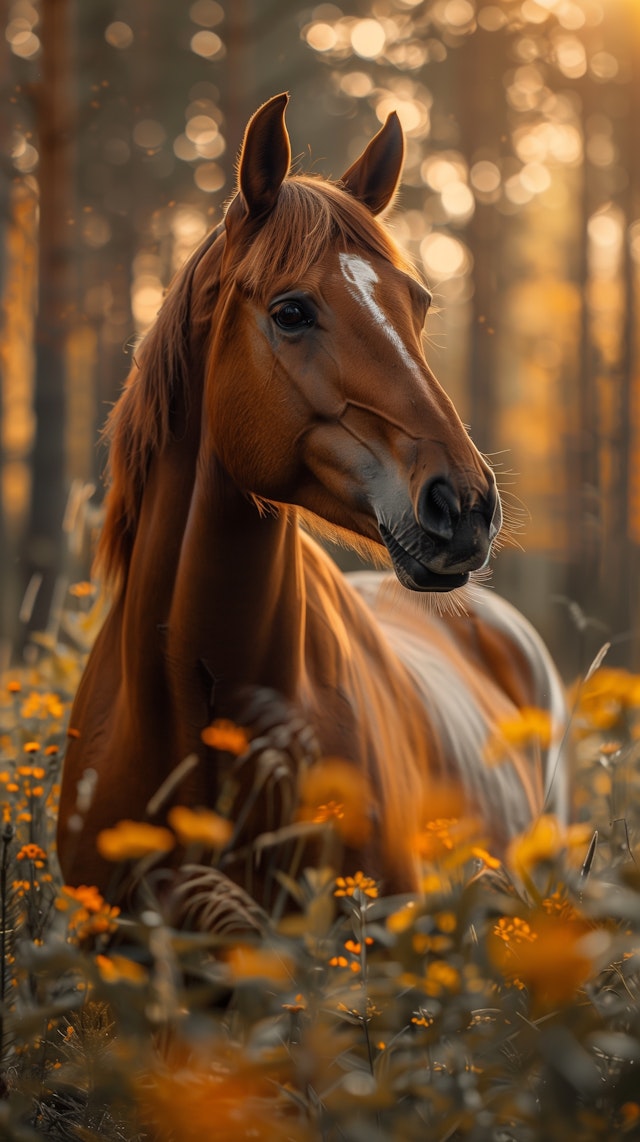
(1, 0, 639, 679)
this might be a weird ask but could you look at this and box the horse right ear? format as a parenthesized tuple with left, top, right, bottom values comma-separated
(341, 112, 404, 215)
(231, 93, 291, 225)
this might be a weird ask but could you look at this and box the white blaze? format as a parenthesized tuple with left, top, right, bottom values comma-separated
(339, 252, 421, 379)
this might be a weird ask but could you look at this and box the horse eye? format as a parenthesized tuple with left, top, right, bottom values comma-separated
(272, 301, 313, 330)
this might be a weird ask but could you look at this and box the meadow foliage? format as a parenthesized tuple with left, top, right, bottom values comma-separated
(1, 583, 640, 1140)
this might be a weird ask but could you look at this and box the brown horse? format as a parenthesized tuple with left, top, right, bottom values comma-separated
(57, 94, 566, 896)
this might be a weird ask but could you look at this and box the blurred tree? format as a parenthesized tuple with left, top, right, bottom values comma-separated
(21, 0, 76, 638)
(1, 0, 639, 671)
(0, 0, 11, 656)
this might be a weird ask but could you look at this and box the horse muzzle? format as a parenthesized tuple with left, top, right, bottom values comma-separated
(378, 476, 502, 593)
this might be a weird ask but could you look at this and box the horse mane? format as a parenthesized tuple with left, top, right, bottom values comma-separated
(95, 176, 417, 584)
(95, 225, 224, 582)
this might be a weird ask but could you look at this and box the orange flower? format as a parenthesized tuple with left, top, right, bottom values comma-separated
(572, 668, 640, 733)
(96, 953, 147, 985)
(58, 884, 113, 914)
(507, 815, 592, 879)
(297, 758, 373, 847)
(97, 820, 175, 862)
(21, 691, 64, 720)
(489, 908, 607, 1010)
(471, 846, 501, 870)
(387, 900, 418, 934)
(424, 959, 460, 997)
(411, 1012, 434, 1028)
(6, 680, 21, 694)
(136, 1046, 307, 1142)
(225, 944, 293, 985)
(167, 805, 233, 849)
(16, 843, 47, 867)
(334, 870, 378, 899)
(57, 884, 121, 940)
(23, 742, 41, 754)
(486, 706, 553, 763)
(69, 581, 96, 598)
(507, 813, 562, 876)
(200, 719, 249, 755)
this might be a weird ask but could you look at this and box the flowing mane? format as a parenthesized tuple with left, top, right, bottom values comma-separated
(96, 224, 223, 582)
(96, 175, 415, 584)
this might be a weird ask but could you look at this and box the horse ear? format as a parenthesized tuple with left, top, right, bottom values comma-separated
(341, 112, 404, 215)
(236, 92, 291, 221)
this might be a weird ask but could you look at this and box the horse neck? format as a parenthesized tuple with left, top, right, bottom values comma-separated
(114, 229, 306, 756)
(164, 463, 306, 742)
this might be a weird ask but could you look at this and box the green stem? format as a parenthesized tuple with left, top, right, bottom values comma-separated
(0, 823, 14, 1066)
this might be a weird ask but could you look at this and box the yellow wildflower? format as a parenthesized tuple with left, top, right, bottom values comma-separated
(486, 706, 552, 763)
(97, 819, 175, 862)
(95, 953, 147, 985)
(489, 908, 604, 1010)
(58, 884, 121, 940)
(136, 1045, 305, 1142)
(411, 1011, 434, 1028)
(471, 846, 501, 869)
(414, 813, 484, 867)
(201, 719, 249, 755)
(69, 581, 96, 598)
(57, 884, 114, 914)
(574, 668, 640, 732)
(21, 691, 64, 720)
(424, 959, 460, 997)
(334, 870, 378, 899)
(387, 900, 417, 934)
(313, 799, 345, 824)
(225, 945, 293, 985)
(344, 937, 372, 953)
(167, 805, 233, 849)
(16, 843, 47, 868)
(507, 814, 563, 877)
(297, 758, 373, 847)
(435, 911, 456, 934)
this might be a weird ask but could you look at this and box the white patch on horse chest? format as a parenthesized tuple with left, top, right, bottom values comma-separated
(339, 252, 421, 379)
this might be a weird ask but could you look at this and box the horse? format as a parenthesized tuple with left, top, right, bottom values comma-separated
(57, 93, 566, 899)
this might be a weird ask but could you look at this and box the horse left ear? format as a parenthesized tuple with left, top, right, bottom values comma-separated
(236, 92, 291, 221)
(341, 112, 404, 215)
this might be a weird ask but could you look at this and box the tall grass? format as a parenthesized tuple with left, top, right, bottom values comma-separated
(1, 570, 640, 1140)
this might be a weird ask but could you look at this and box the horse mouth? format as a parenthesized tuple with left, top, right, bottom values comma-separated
(378, 523, 469, 593)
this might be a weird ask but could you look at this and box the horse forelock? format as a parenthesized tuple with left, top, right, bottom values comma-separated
(234, 175, 414, 299)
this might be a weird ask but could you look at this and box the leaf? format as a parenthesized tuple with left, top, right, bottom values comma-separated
(583, 641, 611, 683)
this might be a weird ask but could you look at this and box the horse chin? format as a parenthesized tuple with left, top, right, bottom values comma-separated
(379, 521, 470, 593)
(393, 558, 469, 593)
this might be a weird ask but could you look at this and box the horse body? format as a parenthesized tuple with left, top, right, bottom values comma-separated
(57, 95, 565, 894)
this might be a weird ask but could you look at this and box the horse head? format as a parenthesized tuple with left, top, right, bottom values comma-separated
(205, 93, 500, 594)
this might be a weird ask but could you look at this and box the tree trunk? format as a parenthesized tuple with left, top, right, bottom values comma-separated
(21, 0, 77, 643)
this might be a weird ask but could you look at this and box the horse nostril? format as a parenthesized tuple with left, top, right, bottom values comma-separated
(419, 478, 461, 541)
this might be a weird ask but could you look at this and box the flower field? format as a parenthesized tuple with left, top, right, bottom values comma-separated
(1, 585, 640, 1140)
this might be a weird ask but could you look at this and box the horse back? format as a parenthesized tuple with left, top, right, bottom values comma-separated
(298, 539, 566, 886)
